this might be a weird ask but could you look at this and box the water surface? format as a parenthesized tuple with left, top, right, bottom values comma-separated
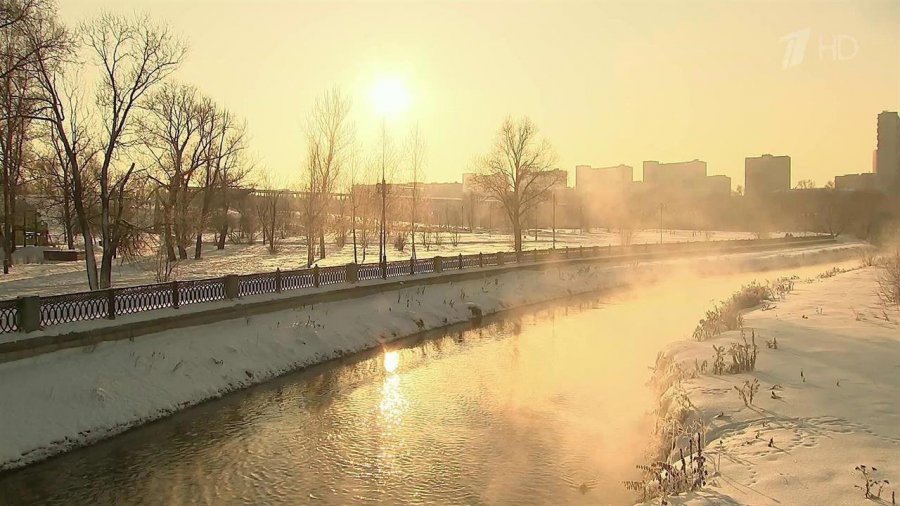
(0, 261, 852, 505)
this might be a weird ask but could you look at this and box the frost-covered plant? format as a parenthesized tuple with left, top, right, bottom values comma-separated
(694, 358, 708, 375)
(711, 345, 727, 375)
(767, 276, 797, 299)
(854, 465, 890, 499)
(734, 378, 759, 406)
(818, 266, 846, 279)
(876, 251, 900, 307)
(860, 251, 881, 267)
(693, 283, 773, 341)
(624, 432, 708, 502)
(728, 330, 758, 373)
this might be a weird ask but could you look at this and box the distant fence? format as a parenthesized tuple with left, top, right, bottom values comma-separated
(0, 236, 832, 335)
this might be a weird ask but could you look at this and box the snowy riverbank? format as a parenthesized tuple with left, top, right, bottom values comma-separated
(649, 267, 899, 505)
(0, 242, 866, 472)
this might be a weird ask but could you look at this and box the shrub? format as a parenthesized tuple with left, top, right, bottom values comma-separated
(624, 432, 708, 502)
(693, 283, 774, 341)
(711, 345, 727, 375)
(860, 250, 881, 267)
(728, 330, 758, 374)
(876, 251, 900, 307)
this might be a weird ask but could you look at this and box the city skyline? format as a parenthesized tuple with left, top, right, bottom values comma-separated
(60, 0, 900, 186)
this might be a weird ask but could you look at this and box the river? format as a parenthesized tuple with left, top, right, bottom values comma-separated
(0, 260, 855, 505)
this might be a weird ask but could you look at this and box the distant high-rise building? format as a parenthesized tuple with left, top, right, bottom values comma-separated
(875, 111, 900, 193)
(642, 159, 706, 187)
(575, 164, 633, 194)
(835, 173, 879, 192)
(744, 154, 791, 197)
(702, 174, 732, 197)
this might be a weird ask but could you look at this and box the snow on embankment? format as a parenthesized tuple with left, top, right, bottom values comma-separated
(0, 242, 866, 471)
(648, 267, 900, 505)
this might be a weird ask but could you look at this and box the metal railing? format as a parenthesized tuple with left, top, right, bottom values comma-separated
(0, 235, 832, 335)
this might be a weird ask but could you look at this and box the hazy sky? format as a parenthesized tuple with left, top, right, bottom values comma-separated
(60, 0, 899, 187)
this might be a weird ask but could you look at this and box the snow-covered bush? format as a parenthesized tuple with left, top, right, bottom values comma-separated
(693, 282, 782, 341)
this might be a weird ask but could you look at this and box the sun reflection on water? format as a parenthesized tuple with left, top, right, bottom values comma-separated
(383, 350, 400, 373)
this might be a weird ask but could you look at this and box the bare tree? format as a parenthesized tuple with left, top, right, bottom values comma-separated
(794, 179, 816, 190)
(0, 0, 58, 272)
(139, 82, 215, 261)
(253, 175, 286, 254)
(817, 188, 849, 238)
(474, 116, 558, 258)
(32, 13, 184, 289)
(214, 148, 250, 250)
(301, 88, 352, 266)
(405, 124, 425, 260)
(194, 106, 246, 258)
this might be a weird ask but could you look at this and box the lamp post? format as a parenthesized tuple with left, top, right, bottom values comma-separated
(380, 118, 388, 265)
(551, 190, 557, 249)
(659, 202, 664, 244)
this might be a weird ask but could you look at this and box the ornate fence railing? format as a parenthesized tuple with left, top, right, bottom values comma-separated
(0, 299, 19, 333)
(0, 235, 832, 335)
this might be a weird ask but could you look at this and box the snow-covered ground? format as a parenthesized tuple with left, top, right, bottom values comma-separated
(0, 229, 766, 298)
(651, 267, 900, 505)
(0, 241, 863, 472)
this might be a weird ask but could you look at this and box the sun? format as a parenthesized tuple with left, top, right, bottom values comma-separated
(370, 77, 410, 118)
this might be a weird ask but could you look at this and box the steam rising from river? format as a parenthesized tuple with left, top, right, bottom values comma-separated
(0, 246, 865, 504)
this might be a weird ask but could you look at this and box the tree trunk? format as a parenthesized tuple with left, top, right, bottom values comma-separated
(217, 222, 227, 250)
(318, 229, 326, 259)
(351, 194, 358, 264)
(74, 195, 98, 290)
(512, 215, 523, 260)
(81, 225, 99, 290)
(194, 232, 203, 259)
(100, 246, 114, 289)
(62, 169, 75, 250)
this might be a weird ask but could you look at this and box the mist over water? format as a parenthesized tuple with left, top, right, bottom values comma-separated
(0, 260, 858, 505)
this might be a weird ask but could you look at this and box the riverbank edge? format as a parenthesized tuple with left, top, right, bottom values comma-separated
(0, 243, 866, 474)
(641, 264, 900, 504)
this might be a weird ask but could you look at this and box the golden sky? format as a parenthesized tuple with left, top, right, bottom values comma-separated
(60, 0, 899, 187)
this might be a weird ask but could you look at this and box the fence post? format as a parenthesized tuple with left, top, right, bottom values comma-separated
(107, 289, 116, 320)
(275, 268, 282, 293)
(346, 263, 358, 283)
(16, 296, 41, 333)
(478, 252, 483, 267)
(434, 256, 443, 273)
(172, 280, 180, 309)
(458, 253, 463, 269)
(410, 257, 416, 275)
(314, 265, 321, 287)
(224, 275, 240, 299)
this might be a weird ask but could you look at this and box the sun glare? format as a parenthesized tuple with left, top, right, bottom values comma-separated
(370, 77, 410, 118)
